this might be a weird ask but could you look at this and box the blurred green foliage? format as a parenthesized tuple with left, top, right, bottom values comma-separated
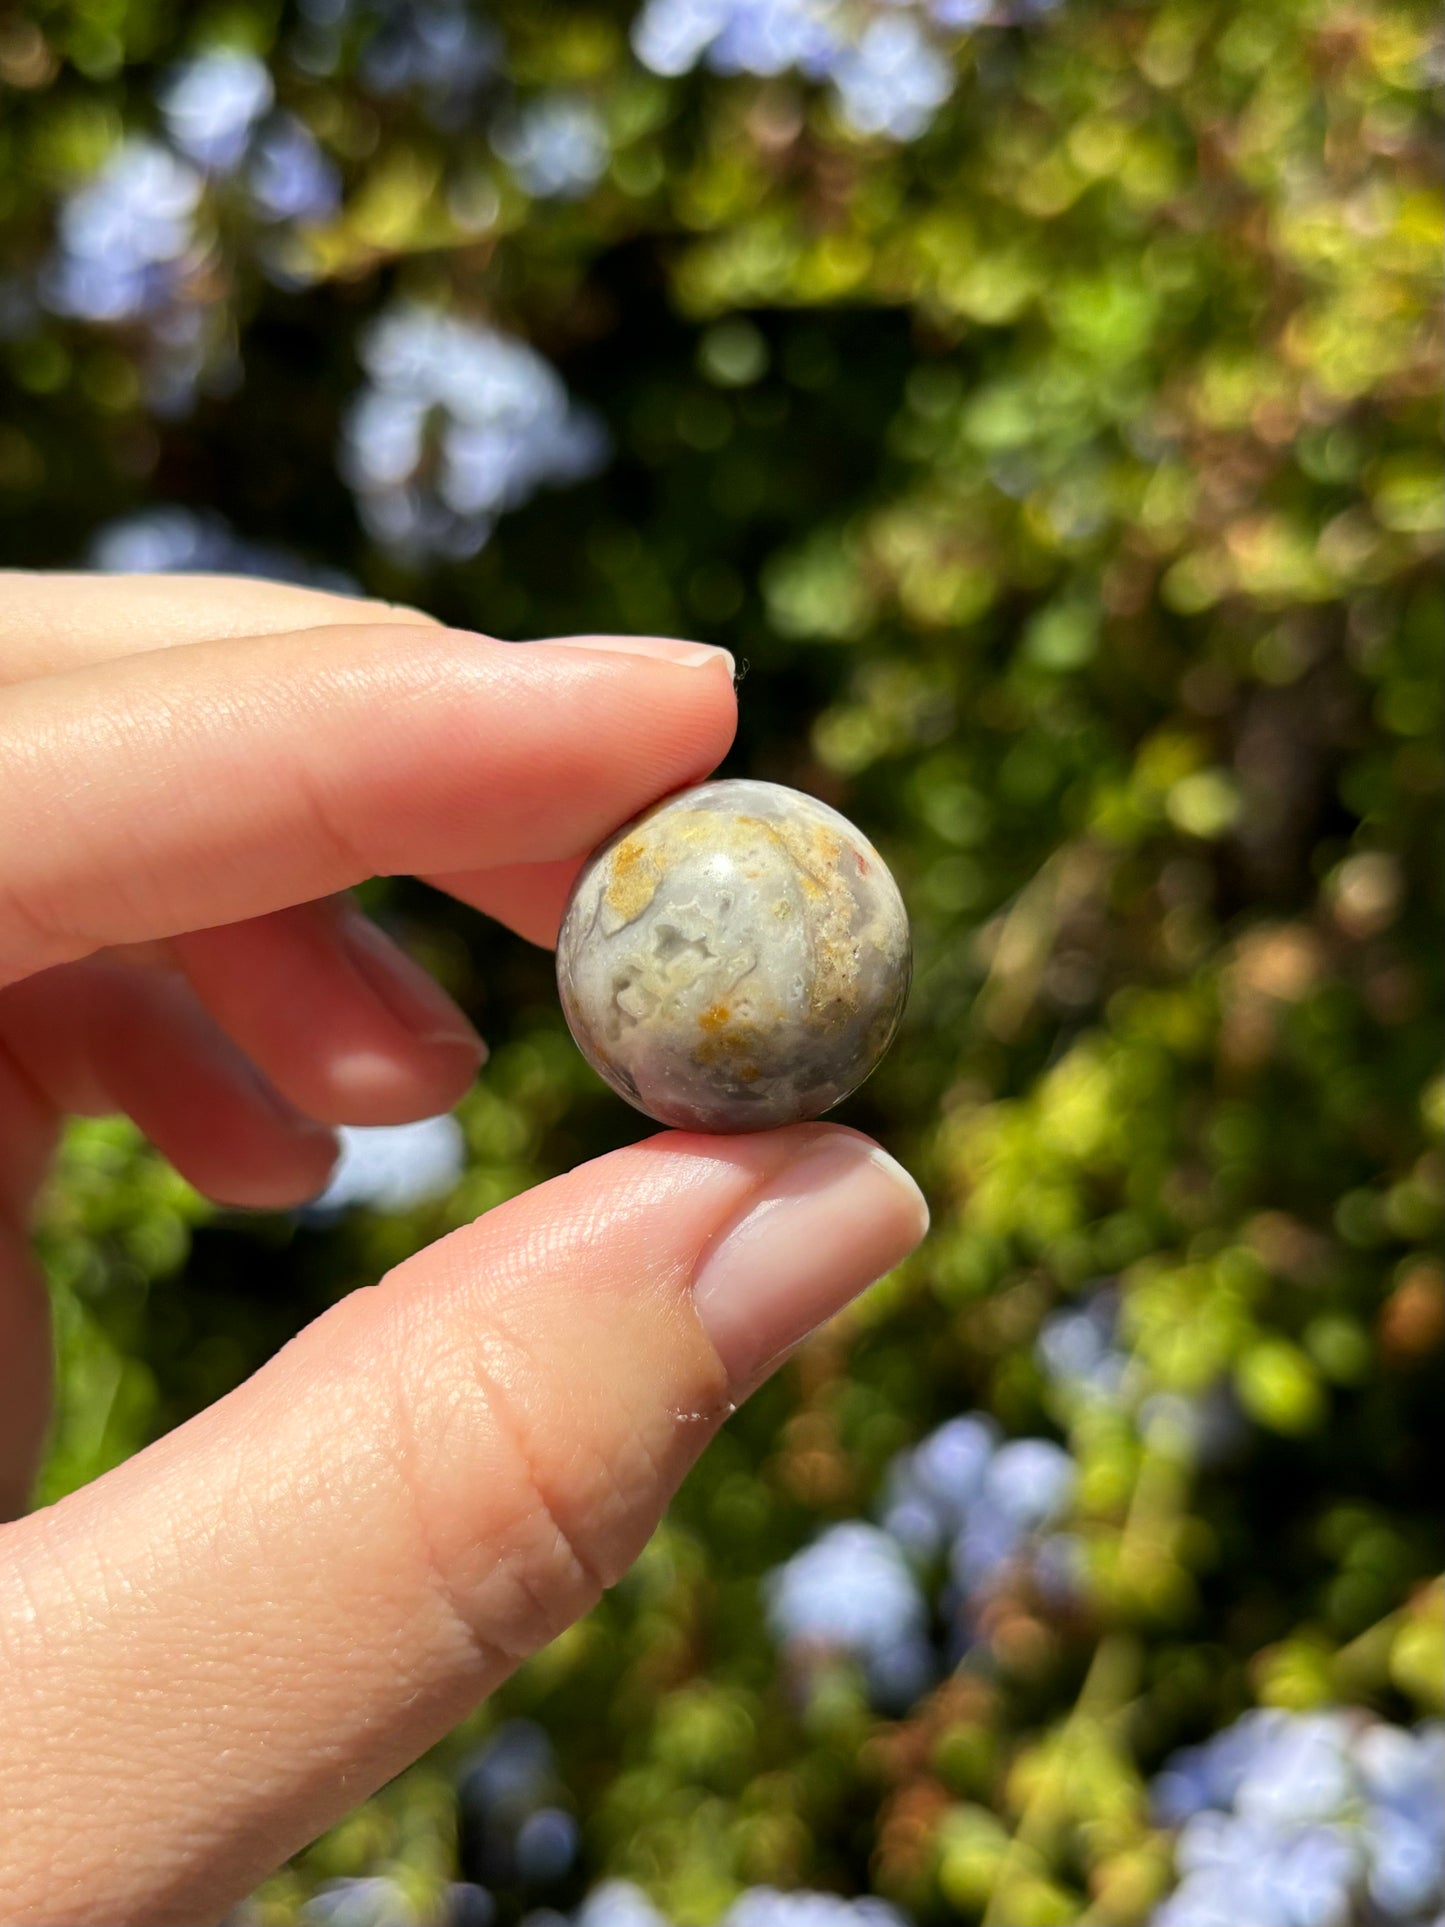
(2, 0, 1442, 1919)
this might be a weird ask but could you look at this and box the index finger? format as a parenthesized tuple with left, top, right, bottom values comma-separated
(0, 571, 439, 686)
(0, 623, 735, 987)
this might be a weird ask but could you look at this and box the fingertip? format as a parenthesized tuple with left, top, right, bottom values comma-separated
(184, 1063, 341, 1209)
(195, 1118, 341, 1213)
(177, 901, 486, 1127)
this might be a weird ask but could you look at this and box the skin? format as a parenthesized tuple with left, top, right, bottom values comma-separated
(0, 576, 928, 1927)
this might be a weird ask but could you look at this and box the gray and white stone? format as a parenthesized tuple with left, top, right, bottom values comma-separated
(556, 779, 911, 1133)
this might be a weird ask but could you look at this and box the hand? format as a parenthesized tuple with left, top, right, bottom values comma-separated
(0, 575, 928, 1927)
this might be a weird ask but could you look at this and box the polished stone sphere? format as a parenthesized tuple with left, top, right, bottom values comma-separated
(556, 779, 911, 1133)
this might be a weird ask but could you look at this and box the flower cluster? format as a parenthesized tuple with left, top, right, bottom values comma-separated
(1036, 1287, 1247, 1466)
(722, 1898, 905, 1927)
(455, 1720, 581, 1894)
(1034, 1287, 1130, 1405)
(881, 1417, 1080, 1639)
(491, 96, 611, 201)
(43, 23, 606, 372)
(630, 0, 974, 140)
(766, 1414, 1079, 1709)
(300, 0, 502, 131)
(290, 1873, 893, 1919)
(159, 49, 276, 173)
(1151, 1710, 1445, 1927)
(40, 48, 339, 408)
(289, 1730, 914, 1927)
(291, 0, 604, 183)
(159, 48, 341, 225)
(766, 1521, 932, 1707)
(44, 139, 204, 328)
(299, 1879, 425, 1927)
(340, 303, 607, 561)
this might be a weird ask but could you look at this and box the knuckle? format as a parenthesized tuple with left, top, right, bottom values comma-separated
(379, 1314, 626, 1670)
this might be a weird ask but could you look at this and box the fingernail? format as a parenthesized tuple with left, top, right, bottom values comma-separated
(541, 634, 735, 676)
(333, 904, 485, 1059)
(692, 1133, 929, 1390)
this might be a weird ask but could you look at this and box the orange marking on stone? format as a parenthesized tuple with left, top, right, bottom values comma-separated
(604, 836, 662, 920)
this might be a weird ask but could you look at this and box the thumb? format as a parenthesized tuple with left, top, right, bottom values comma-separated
(0, 1125, 927, 1927)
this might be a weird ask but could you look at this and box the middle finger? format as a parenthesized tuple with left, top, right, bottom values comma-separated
(175, 897, 484, 1127)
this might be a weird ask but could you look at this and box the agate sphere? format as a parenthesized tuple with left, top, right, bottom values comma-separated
(556, 779, 911, 1133)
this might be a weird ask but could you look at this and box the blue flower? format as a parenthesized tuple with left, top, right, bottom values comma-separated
(947, 1496, 1023, 1591)
(879, 1413, 997, 1554)
(359, 0, 501, 127)
(769, 1414, 1085, 1708)
(723, 1890, 908, 1927)
(1360, 1722, 1445, 1916)
(708, 0, 847, 81)
(1150, 1711, 1445, 1925)
(911, 1413, 999, 1515)
(514, 1807, 581, 1884)
(443, 1888, 495, 1927)
(248, 114, 342, 222)
(633, 0, 754, 79)
(1366, 1802, 1445, 1917)
(302, 1878, 416, 1927)
(830, 16, 953, 140)
(1274, 1827, 1364, 1927)
(1035, 1291, 1127, 1399)
(574, 1880, 670, 1927)
(980, 1436, 1076, 1529)
(457, 1719, 557, 1817)
(159, 49, 274, 172)
(630, 0, 958, 139)
(493, 96, 610, 199)
(575, 1883, 671, 1927)
(86, 506, 351, 588)
(1233, 1714, 1356, 1831)
(559, 1885, 910, 1927)
(45, 140, 203, 323)
(766, 1520, 928, 1692)
(928, 0, 994, 24)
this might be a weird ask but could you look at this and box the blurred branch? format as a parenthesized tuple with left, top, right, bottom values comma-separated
(973, 842, 1113, 1044)
(980, 1428, 1188, 1924)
